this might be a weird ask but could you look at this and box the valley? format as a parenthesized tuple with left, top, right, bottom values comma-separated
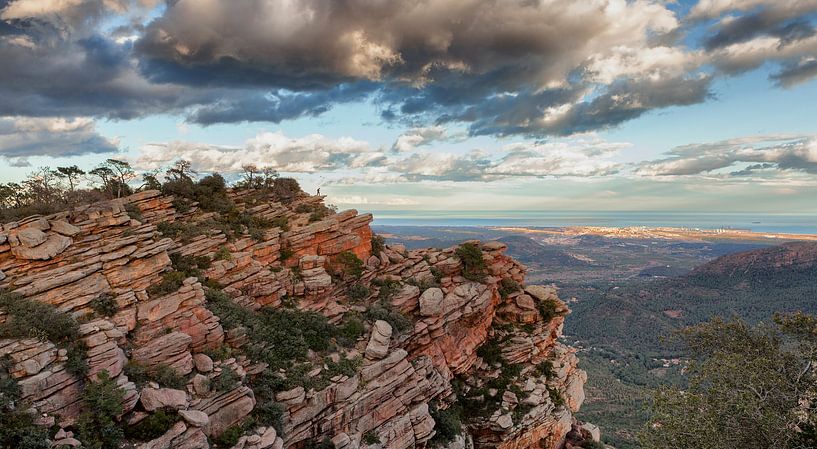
(377, 225, 817, 448)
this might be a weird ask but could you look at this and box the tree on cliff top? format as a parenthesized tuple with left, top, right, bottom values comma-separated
(640, 313, 817, 449)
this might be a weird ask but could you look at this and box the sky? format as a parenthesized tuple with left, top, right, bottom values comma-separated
(1, 0, 817, 213)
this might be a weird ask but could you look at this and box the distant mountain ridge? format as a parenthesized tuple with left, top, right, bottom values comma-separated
(688, 241, 817, 286)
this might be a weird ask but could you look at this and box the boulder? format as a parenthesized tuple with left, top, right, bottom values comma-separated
(140, 388, 189, 411)
(11, 234, 72, 260)
(179, 410, 209, 427)
(193, 354, 214, 373)
(365, 320, 392, 359)
(16, 227, 47, 247)
(418, 288, 444, 316)
(50, 220, 81, 236)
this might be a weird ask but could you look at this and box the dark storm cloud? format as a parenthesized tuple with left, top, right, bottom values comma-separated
(186, 82, 378, 125)
(0, 116, 119, 163)
(0, 0, 816, 143)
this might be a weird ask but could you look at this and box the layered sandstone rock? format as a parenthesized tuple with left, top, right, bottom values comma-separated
(0, 186, 599, 449)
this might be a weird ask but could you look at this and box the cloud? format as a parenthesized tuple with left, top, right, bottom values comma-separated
(0, 0, 815, 141)
(391, 126, 448, 152)
(134, 131, 383, 173)
(636, 135, 817, 176)
(0, 116, 118, 165)
(330, 195, 420, 206)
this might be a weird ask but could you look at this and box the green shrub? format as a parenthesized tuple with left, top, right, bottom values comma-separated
(124, 203, 143, 221)
(0, 357, 50, 449)
(279, 248, 295, 261)
(147, 270, 187, 297)
(455, 243, 487, 282)
(152, 364, 187, 389)
(336, 251, 364, 278)
(0, 290, 80, 343)
(476, 338, 504, 366)
(212, 366, 240, 392)
(430, 266, 443, 284)
(535, 360, 554, 378)
(270, 216, 289, 231)
(65, 341, 89, 377)
(271, 178, 302, 204)
(537, 299, 561, 322)
(77, 370, 124, 449)
(214, 246, 233, 261)
(90, 293, 118, 317)
(324, 356, 361, 378)
(373, 278, 402, 302)
(363, 430, 380, 445)
(336, 316, 365, 347)
(498, 278, 520, 299)
(364, 303, 411, 333)
(347, 284, 371, 302)
(252, 397, 285, 436)
(212, 424, 244, 448)
(371, 235, 385, 254)
(429, 403, 462, 446)
(547, 386, 565, 408)
(124, 408, 178, 440)
(156, 221, 209, 243)
(202, 345, 232, 361)
(124, 361, 149, 387)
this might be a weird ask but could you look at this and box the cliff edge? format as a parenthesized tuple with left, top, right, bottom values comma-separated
(0, 184, 601, 449)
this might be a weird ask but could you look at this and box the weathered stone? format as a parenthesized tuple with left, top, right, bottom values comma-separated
(365, 320, 392, 359)
(418, 287, 444, 316)
(11, 233, 72, 260)
(50, 220, 81, 236)
(16, 227, 48, 247)
(140, 388, 189, 411)
(179, 409, 210, 427)
(193, 353, 213, 373)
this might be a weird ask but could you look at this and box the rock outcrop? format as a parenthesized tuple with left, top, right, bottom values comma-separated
(0, 185, 601, 449)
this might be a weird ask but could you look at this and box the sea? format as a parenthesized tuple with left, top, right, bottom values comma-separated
(368, 211, 817, 235)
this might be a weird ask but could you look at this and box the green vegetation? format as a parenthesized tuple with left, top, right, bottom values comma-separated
(249, 372, 286, 435)
(346, 283, 371, 302)
(212, 366, 240, 392)
(90, 293, 119, 317)
(429, 403, 462, 446)
(124, 203, 143, 221)
(455, 243, 486, 282)
(640, 314, 817, 449)
(124, 409, 179, 441)
(363, 430, 380, 445)
(77, 370, 125, 449)
(364, 302, 411, 333)
(0, 290, 88, 376)
(335, 251, 364, 279)
(0, 356, 50, 449)
(212, 424, 245, 448)
(152, 364, 188, 389)
(498, 278, 520, 299)
(371, 234, 386, 254)
(302, 437, 335, 449)
(336, 316, 365, 347)
(214, 246, 233, 261)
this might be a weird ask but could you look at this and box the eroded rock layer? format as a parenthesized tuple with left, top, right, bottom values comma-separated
(0, 187, 600, 449)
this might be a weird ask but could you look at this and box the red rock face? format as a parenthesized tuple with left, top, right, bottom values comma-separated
(0, 188, 594, 449)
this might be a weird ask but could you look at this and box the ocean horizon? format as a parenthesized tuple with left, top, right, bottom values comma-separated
(368, 210, 817, 235)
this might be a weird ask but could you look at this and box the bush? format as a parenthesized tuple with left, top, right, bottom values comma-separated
(535, 360, 554, 378)
(124, 203, 143, 221)
(0, 357, 50, 449)
(212, 424, 245, 448)
(537, 299, 561, 322)
(547, 386, 565, 408)
(152, 364, 187, 389)
(279, 248, 295, 261)
(65, 341, 89, 377)
(336, 316, 365, 347)
(363, 430, 380, 445)
(125, 408, 178, 440)
(336, 251, 364, 278)
(271, 178, 302, 203)
(90, 293, 119, 317)
(146, 271, 187, 297)
(581, 441, 606, 449)
(455, 243, 486, 282)
(364, 303, 411, 333)
(212, 366, 240, 392)
(77, 370, 124, 449)
(373, 279, 402, 302)
(476, 338, 504, 366)
(498, 278, 520, 299)
(0, 290, 80, 343)
(302, 437, 335, 449)
(124, 361, 150, 387)
(429, 403, 462, 446)
(371, 234, 385, 254)
(214, 246, 233, 261)
(324, 356, 361, 378)
(252, 398, 285, 436)
(347, 284, 371, 302)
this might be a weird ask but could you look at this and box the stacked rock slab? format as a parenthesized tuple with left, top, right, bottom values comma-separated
(0, 187, 599, 449)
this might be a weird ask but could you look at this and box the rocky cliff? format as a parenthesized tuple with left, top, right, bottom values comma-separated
(0, 185, 600, 449)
